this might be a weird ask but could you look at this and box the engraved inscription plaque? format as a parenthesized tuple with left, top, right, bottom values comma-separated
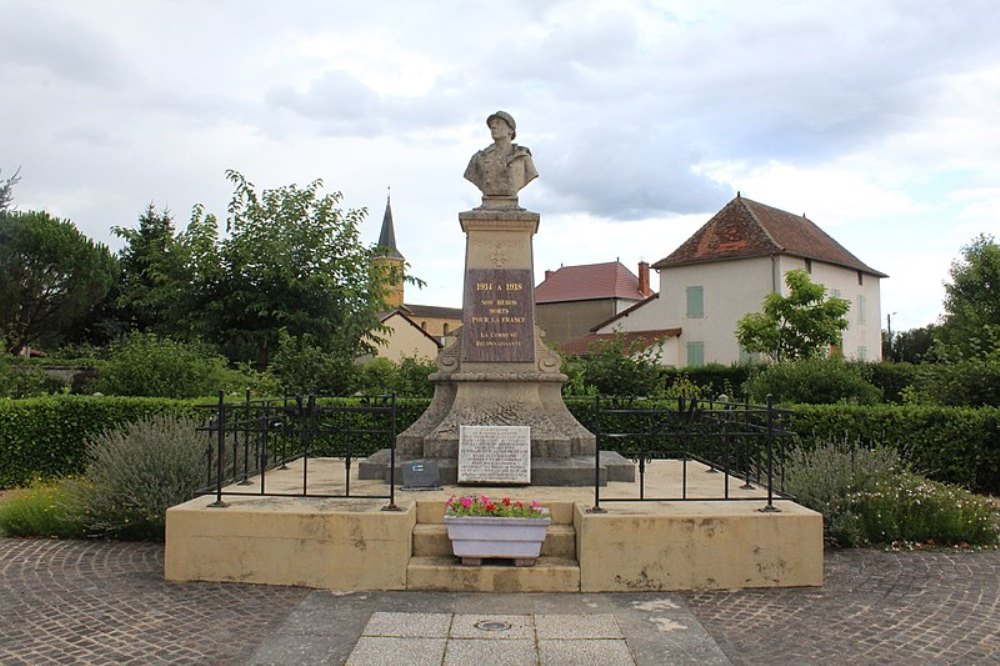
(458, 425, 531, 484)
(463, 268, 534, 363)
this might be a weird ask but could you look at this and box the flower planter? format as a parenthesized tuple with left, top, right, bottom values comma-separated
(443, 511, 551, 567)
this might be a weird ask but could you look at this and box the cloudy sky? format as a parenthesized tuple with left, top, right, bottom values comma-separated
(3, 0, 999, 332)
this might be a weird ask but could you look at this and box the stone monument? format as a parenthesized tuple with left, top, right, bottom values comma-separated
(360, 111, 633, 486)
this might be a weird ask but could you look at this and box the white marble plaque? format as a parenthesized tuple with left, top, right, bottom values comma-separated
(458, 425, 531, 484)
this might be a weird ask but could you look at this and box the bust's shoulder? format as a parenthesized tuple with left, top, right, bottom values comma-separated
(511, 143, 533, 157)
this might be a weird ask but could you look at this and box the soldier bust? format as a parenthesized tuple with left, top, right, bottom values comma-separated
(464, 111, 538, 207)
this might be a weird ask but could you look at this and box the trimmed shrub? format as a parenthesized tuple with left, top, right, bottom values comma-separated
(788, 404, 1000, 495)
(97, 333, 231, 398)
(0, 395, 200, 488)
(744, 358, 882, 405)
(661, 364, 753, 400)
(905, 357, 1000, 407)
(68, 414, 209, 540)
(0, 357, 68, 398)
(867, 362, 920, 404)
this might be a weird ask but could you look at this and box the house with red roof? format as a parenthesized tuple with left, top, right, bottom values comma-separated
(534, 260, 654, 344)
(587, 194, 887, 366)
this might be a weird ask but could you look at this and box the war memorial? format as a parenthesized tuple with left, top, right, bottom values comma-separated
(164, 112, 823, 593)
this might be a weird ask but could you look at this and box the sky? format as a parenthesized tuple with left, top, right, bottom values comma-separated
(2, 0, 999, 333)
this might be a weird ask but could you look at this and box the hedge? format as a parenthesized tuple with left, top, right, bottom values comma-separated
(4, 395, 999, 497)
(0, 396, 200, 488)
(786, 404, 1000, 495)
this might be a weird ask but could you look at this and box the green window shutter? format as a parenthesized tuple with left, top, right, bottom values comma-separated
(857, 295, 867, 325)
(687, 341, 705, 367)
(686, 286, 704, 318)
(857, 346, 868, 361)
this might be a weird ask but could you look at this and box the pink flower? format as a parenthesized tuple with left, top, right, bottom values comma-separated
(531, 500, 540, 509)
(460, 497, 473, 509)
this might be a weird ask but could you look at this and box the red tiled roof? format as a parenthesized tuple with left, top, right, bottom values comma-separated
(558, 329, 681, 356)
(652, 196, 888, 277)
(535, 261, 648, 304)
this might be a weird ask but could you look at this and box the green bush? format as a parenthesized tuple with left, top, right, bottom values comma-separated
(0, 395, 200, 488)
(0, 356, 68, 398)
(904, 356, 1000, 407)
(269, 331, 357, 395)
(661, 364, 752, 400)
(97, 333, 231, 398)
(784, 438, 998, 547)
(67, 414, 209, 540)
(0, 479, 87, 538)
(352, 356, 436, 398)
(744, 358, 883, 405)
(867, 361, 919, 403)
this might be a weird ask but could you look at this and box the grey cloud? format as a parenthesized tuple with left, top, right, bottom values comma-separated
(0, 4, 131, 88)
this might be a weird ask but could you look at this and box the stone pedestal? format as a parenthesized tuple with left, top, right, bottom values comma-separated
(360, 208, 633, 486)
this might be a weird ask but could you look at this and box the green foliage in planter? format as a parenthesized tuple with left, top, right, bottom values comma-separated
(788, 404, 1000, 495)
(784, 438, 998, 547)
(744, 358, 882, 405)
(0, 479, 87, 538)
(67, 414, 209, 540)
(0, 395, 199, 488)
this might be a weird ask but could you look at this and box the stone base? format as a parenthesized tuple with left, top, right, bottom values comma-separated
(358, 449, 635, 487)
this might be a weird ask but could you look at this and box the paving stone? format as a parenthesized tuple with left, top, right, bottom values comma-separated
(361, 611, 452, 638)
(535, 613, 623, 639)
(346, 636, 446, 665)
(537, 639, 635, 665)
(443, 638, 537, 665)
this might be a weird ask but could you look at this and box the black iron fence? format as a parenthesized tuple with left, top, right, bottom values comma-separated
(195, 391, 399, 510)
(592, 395, 796, 512)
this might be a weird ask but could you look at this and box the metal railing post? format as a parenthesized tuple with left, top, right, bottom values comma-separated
(208, 391, 229, 508)
(383, 394, 400, 511)
(760, 394, 780, 513)
(589, 395, 606, 513)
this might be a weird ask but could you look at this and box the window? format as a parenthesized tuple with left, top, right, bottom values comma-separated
(686, 286, 704, 318)
(857, 346, 868, 361)
(421, 321, 428, 331)
(857, 271, 864, 286)
(442, 323, 450, 335)
(738, 345, 754, 363)
(686, 341, 705, 367)
(857, 295, 867, 325)
(804, 258, 812, 273)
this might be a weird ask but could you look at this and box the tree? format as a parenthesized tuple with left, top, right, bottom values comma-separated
(112, 204, 191, 334)
(0, 211, 118, 354)
(736, 269, 850, 362)
(194, 170, 403, 367)
(886, 324, 938, 363)
(935, 234, 1000, 360)
(0, 166, 20, 214)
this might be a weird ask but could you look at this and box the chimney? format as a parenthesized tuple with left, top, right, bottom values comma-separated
(638, 261, 652, 296)
(544, 269, 553, 281)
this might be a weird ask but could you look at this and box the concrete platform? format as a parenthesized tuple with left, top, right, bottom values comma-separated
(165, 457, 823, 592)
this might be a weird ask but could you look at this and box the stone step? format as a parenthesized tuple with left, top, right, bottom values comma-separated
(412, 523, 577, 558)
(415, 499, 576, 525)
(406, 556, 581, 593)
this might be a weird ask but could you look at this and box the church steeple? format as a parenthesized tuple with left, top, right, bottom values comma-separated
(376, 189, 405, 261)
(373, 188, 405, 309)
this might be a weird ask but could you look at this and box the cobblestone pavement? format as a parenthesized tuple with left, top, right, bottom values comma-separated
(683, 548, 1000, 665)
(2, 537, 999, 664)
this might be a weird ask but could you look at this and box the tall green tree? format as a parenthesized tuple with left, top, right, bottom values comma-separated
(0, 211, 118, 354)
(112, 204, 192, 334)
(736, 269, 850, 362)
(195, 170, 400, 367)
(935, 234, 1000, 360)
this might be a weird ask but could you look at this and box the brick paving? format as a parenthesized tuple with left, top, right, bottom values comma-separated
(683, 548, 1000, 665)
(2, 537, 999, 664)
(0, 539, 309, 665)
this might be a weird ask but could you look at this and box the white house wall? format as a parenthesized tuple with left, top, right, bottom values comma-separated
(376, 315, 440, 362)
(598, 255, 882, 366)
